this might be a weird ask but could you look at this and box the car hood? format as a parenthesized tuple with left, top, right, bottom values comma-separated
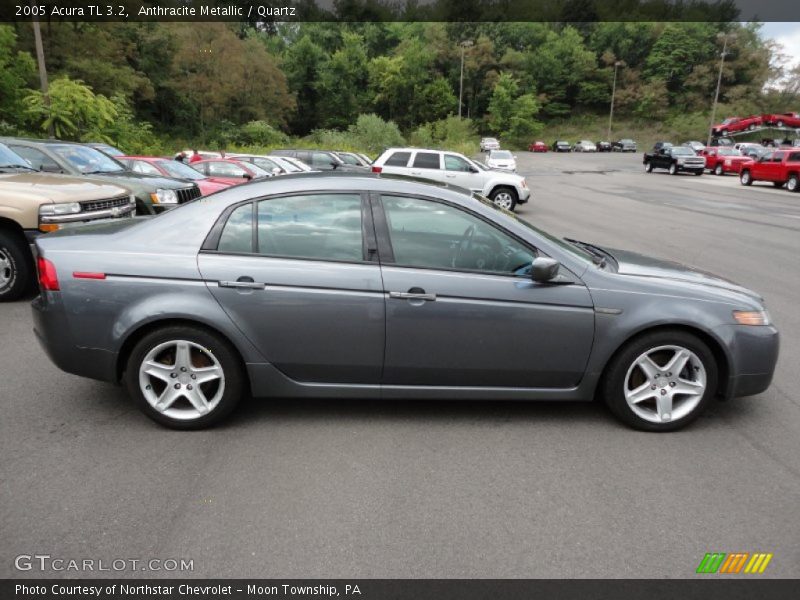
(604, 246, 763, 302)
(0, 172, 130, 203)
(85, 171, 191, 190)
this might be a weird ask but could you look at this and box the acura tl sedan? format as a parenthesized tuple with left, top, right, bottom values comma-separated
(32, 174, 778, 431)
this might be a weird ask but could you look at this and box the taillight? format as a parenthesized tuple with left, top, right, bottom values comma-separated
(371, 165, 382, 173)
(37, 256, 60, 291)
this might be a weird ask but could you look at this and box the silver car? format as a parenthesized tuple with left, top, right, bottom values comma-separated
(32, 174, 779, 431)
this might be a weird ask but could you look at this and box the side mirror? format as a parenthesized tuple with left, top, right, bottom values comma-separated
(531, 257, 560, 283)
(330, 161, 338, 169)
(272, 167, 282, 176)
(40, 164, 62, 173)
(468, 165, 478, 173)
(243, 173, 252, 180)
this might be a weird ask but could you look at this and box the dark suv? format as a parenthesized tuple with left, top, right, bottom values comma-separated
(271, 149, 366, 172)
(0, 138, 200, 215)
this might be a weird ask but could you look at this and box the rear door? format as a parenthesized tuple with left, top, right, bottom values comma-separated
(407, 151, 444, 183)
(198, 192, 385, 384)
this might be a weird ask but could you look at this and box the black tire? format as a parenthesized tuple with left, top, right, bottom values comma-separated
(644, 161, 653, 173)
(714, 164, 724, 176)
(694, 170, 703, 176)
(125, 325, 245, 430)
(489, 186, 518, 211)
(602, 329, 718, 432)
(740, 170, 752, 186)
(0, 230, 34, 302)
(669, 163, 678, 175)
(748, 123, 756, 131)
(788, 174, 800, 192)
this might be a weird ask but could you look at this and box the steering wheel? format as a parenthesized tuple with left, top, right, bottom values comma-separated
(451, 225, 476, 268)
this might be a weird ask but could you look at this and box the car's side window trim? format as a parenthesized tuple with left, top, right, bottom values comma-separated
(372, 192, 551, 280)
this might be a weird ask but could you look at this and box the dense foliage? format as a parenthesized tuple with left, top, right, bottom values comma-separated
(1, 20, 798, 152)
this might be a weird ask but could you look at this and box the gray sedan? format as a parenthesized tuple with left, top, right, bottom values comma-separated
(32, 174, 779, 431)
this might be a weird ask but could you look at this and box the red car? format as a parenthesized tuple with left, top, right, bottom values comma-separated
(190, 159, 271, 186)
(711, 115, 763, 136)
(119, 155, 233, 196)
(528, 141, 548, 152)
(700, 147, 751, 176)
(762, 112, 800, 128)
(740, 148, 800, 191)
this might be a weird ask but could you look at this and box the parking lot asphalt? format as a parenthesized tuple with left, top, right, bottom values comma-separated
(1, 152, 799, 579)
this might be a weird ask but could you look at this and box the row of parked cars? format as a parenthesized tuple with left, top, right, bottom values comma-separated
(527, 139, 638, 153)
(642, 139, 800, 192)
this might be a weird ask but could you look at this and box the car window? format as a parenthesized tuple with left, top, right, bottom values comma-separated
(772, 152, 785, 163)
(412, 152, 441, 169)
(10, 146, 60, 171)
(131, 160, 161, 175)
(310, 152, 335, 167)
(444, 154, 472, 172)
(158, 160, 204, 180)
(338, 154, 360, 166)
(48, 144, 125, 173)
(257, 194, 363, 262)
(790, 152, 800, 161)
(207, 161, 247, 177)
(384, 151, 411, 167)
(217, 203, 254, 254)
(381, 195, 535, 275)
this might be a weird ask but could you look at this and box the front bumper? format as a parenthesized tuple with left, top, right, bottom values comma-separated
(715, 323, 780, 399)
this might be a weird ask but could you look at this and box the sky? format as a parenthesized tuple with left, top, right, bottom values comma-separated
(760, 22, 800, 71)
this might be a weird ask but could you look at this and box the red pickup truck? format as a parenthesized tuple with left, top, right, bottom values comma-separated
(700, 147, 751, 175)
(711, 115, 763, 136)
(739, 149, 800, 191)
(762, 112, 800, 128)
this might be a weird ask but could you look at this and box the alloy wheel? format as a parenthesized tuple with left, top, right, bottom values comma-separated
(715, 164, 723, 176)
(138, 339, 225, 421)
(492, 192, 514, 210)
(789, 176, 799, 192)
(623, 345, 706, 424)
(0, 249, 12, 290)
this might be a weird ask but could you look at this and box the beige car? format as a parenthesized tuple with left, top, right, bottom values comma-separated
(0, 144, 135, 301)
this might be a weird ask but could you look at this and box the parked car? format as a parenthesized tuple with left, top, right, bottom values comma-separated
(485, 149, 517, 172)
(700, 147, 751, 176)
(271, 149, 365, 171)
(683, 141, 706, 153)
(1, 138, 200, 215)
(552, 140, 571, 152)
(709, 137, 734, 147)
(711, 115, 763, 136)
(740, 149, 800, 191)
(528, 141, 548, 152)
(480, 137, 500, 152)
(335, 152, 372, 168)
(372, 147, 530, 211)
(733, 143, 767, 159)
(596, 141, 613, 152)
(269, 156, 313, 173)
(180, 150, 223, 161)
(612, 139, 637, 152)
(643, 145, 705, 175)
(652, 141, 673, 152)
(190, 159, 271, 185)
(573, 140, 597, 153)
(226, 154, 286, 175)
(85, 142, 124, 157)
(0, 143, 134, 301)
(31, 173, 778, 432)
(118, 156, 233, 196)
(762, 112, 800, 128)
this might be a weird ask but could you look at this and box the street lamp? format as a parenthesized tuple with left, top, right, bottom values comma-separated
(707, 32, 736, 147)
(458, 40, 474, 118)
(607, 60, 623, 141)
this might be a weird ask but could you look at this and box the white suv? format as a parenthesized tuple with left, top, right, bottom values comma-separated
(480, 137, 500, 152)
(372, 148, 530, 211)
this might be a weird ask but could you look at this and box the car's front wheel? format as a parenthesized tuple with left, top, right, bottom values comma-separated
(644, 162, 653, 173)
(489, 187, 517, 211)
(0, 231, 34, 302)
(740, 170, 752, 186)
(126, 325, 245, 429)
(714, 164, 724, 176)
(669, 163, 678, 175)
(602, 330, 717, 432)
(787, 175, 799, 192)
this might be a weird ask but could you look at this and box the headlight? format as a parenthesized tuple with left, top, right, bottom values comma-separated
(39, 202, 81, 216)
(733, 309, 771, 326)
(677, 159, 685, 165)
(150, 189, 178, 204)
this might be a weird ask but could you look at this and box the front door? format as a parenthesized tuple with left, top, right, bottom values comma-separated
(373, 194, 595, 388)
(198, 192, 385, 384)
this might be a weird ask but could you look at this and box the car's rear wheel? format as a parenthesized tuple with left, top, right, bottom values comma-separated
(644, 162, 653, 173)
(740, 170, 752, 186)
(0, 231, 33, 302)
(777, 120, 785, 128)
(787, 175, 799, 192)
(489, 187, 517, 211)
(714, 164, 724, 176)
(602, 330, 717, 432)
(126, 325, 244, 429)
(748, 123, 756, 130)
(669, 163, 678, 175)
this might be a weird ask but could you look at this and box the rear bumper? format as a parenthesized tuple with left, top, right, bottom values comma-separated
(32, 294, 118, 383)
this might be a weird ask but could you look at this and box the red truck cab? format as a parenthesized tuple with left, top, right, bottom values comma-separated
(740, 149, 800, 191)
(762, 112, 800, 128)
(700, 147, 750, 175)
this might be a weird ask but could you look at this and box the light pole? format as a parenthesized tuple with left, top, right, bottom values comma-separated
(707, 33, 735, 147)
(607, 60, 623, 141)
(31, 3, 52, 137)
(458, 40, 473, 118)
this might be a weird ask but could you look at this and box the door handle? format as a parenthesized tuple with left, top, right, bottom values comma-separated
(389, 291, 437, 301)
(219, 278, 265, 290)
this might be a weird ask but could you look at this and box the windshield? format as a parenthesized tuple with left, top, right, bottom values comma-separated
(483, 138, 498, 143)
(491, 151, 513, 159)
(49, 144, 125, 174)
(0, 143, 34, 168)
(158, 160, 204, 179)
(671, 147, 695, 156)
(338, 153, 360, 165)
(271, 157, 302, 172)
(722, 118, 737, 125)
(243, 162, 270, 177)
(620, 139, 634, 144)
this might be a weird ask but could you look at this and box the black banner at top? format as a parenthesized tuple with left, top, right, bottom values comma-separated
(3, 0, 800, 23)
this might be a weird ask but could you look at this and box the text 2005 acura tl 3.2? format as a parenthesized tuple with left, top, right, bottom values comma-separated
(32, 174, 779, 431)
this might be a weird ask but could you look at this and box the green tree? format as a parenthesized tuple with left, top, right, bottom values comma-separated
(316, 32, 370, 129)
(487, 73, 518, 133)
(0, 25, 36, 130)
(283, 35, 327, 135)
